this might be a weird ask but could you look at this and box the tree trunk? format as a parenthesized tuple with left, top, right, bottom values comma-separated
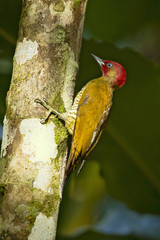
(0, 0, 88, 239)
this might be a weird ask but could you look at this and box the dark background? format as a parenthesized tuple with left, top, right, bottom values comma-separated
(1, 0, 160, 239)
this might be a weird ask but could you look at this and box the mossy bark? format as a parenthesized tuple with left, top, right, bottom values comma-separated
(0, 0, 88, 239)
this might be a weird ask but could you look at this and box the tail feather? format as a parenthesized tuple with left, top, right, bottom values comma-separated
(65, 147, 82, 179)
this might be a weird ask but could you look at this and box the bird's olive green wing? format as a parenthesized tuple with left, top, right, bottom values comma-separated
(65, 79, 113, 177)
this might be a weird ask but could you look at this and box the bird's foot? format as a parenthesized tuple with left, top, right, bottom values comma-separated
(35, 98, 61, 124)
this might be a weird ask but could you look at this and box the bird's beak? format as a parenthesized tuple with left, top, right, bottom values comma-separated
(91, 54, 104, 66)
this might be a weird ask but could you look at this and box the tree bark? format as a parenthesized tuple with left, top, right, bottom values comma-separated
(0, 0, 88, 239)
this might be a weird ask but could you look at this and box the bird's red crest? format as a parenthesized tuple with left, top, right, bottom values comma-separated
(102, 60, 126, 88)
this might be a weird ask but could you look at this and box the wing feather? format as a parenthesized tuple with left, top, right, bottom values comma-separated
(65, 79, 113, 177)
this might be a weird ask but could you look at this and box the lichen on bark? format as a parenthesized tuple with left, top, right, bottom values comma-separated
(0, 0, 88, 239)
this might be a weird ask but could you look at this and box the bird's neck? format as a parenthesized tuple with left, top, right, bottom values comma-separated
(100, 76, 115, 90)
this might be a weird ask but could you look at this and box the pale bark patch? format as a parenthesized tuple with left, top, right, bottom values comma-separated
(61, 48, 78, 111)
(33, 163, 54, 193)
(28, 213, 55, 240)
(59, 1, 74, 27)
(15, 38, 38, 65)
(19, 119, 57, 164)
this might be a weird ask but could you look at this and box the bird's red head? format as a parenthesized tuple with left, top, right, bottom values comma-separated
(92, 54, 126, 88)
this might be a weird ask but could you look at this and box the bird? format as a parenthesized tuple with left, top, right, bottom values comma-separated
(35, 54, 127, 180)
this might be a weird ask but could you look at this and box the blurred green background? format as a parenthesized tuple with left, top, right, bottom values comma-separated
(1, 0, 160, 239)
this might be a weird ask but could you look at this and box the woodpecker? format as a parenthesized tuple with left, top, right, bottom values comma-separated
(35, 54, 126, 179)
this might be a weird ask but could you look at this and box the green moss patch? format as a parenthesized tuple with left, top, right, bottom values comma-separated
(54, 0, 65, 12)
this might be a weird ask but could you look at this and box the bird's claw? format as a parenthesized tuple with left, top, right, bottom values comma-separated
(35, 97, 63, 124)
(35, 97, 54, 123)
(35, 98, 50, 110)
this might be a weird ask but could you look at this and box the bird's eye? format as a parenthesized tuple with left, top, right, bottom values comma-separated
(107, 63, 113, 68)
